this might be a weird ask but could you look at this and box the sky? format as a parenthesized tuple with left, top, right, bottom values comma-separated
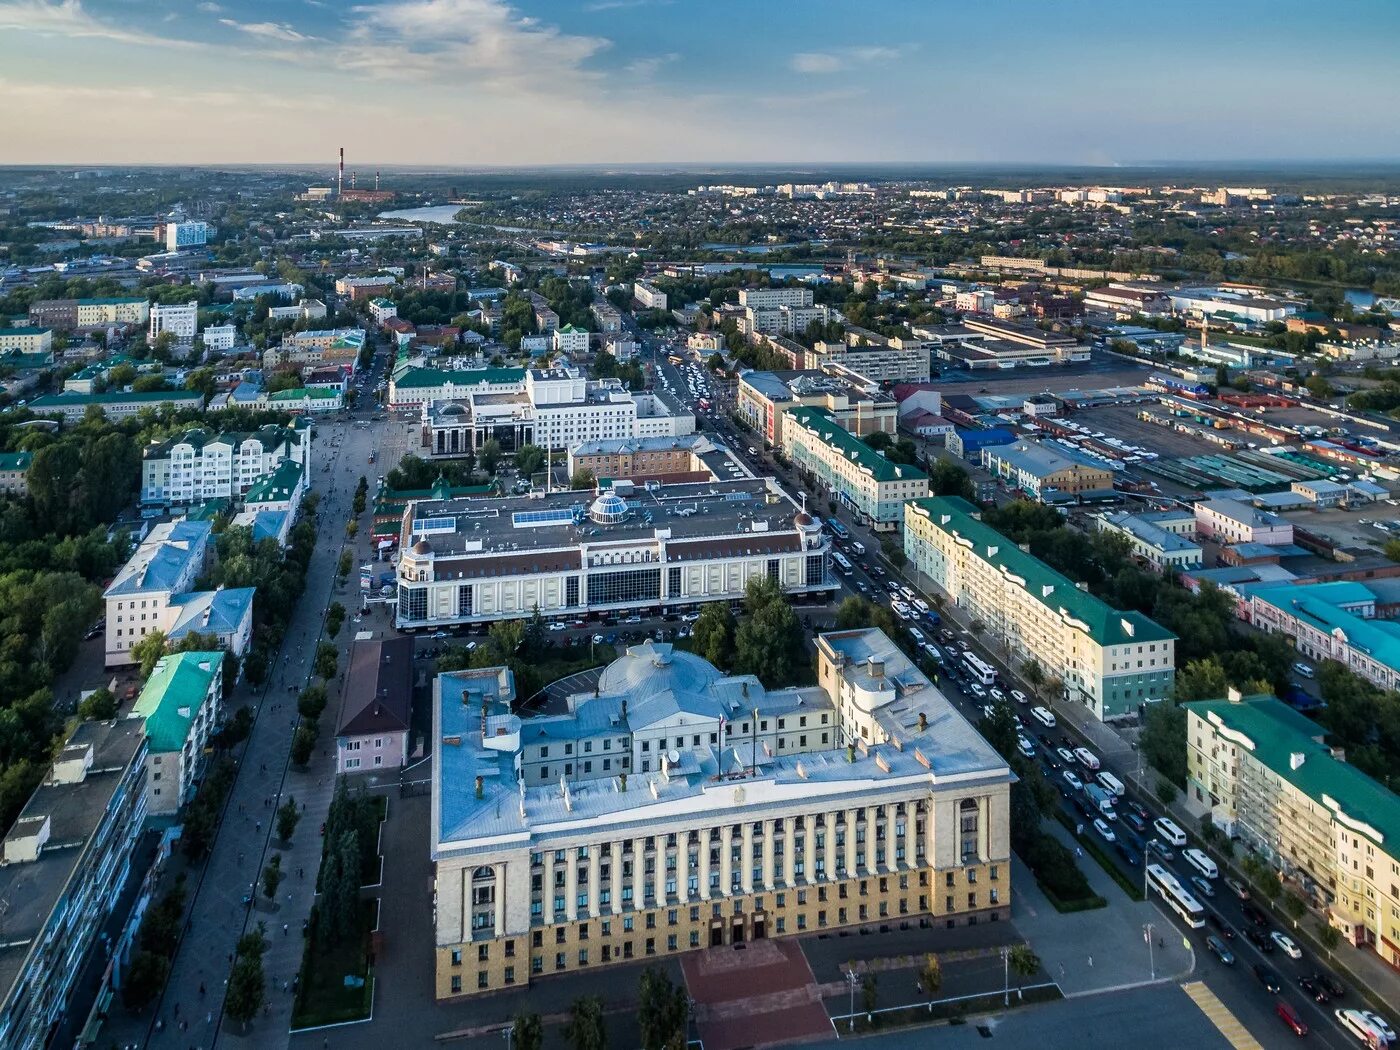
(0, 0, 1398, 167)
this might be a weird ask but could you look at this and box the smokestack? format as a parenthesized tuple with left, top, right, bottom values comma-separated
(351, 170, 357, 190)
(376, 169, 381, 191)
(338, 147, 344, 197)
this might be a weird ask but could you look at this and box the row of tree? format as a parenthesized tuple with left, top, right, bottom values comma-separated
(690, 576, 811, 689)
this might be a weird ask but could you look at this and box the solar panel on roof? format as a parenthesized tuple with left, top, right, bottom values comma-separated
(410, 516, 455, 534)
(512, 508, 577, 527)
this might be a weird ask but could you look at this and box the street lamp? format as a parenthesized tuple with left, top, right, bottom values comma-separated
(845, 969, 859, 1032)
(503, 1022, 514, 1050)
(1002, 945, 1010, 1006)
(1144, 922, 1156, 980)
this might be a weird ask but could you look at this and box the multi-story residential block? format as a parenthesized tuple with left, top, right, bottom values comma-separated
(395, 478, 835, 630)
(369, 297, 398, 326)
(740, 304, 832, 339)
(29, 389, 204, 422)
(262, 328, 366, 373)
(1184, 692, 1400, 966)
(905, 496, 1176, 720)
(335, 275, 396, 301)
(0, 327, 54, 354)
(28, 296, 150, 331)
(149, 301, 198, 347)
(633, 281, 668, 311)
(1246, 581, 1400, 692)
(738, 371, 897, 449)
(1194, 497, 1293, 546)
(591, 301, 623, 333)
(335, 637, 413, 775)
(0, 720, 147, 1050)
(165, 587, 255, 657)
(202, 323, 236, 352)
(165, 220, 209, 252)
(553, 324, 590, 354)
(103, 520, 213, 667)
(0, 450, 32, 495)
(131, 651, 223, 817)
(804, 339, 932, 384)
(783, 406, 926, 531)
(980, 442, 1115, 501)
(430, 627, 1012, 997)
(141, 423, 311, 507)
(1094, 510, 1203, 573)
(421, 368, 693, 456)
(737, 287, 814, 310)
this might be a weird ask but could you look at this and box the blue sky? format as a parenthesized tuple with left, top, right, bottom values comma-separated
(0, 0, 1397, 165)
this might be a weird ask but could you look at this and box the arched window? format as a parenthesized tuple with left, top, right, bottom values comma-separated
(959, 799, 980, 863)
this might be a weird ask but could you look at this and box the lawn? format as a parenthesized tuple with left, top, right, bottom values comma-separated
(291, 900, 377, 1030)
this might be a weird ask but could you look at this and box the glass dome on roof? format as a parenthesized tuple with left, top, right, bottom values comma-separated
(589, 492, 629, 525)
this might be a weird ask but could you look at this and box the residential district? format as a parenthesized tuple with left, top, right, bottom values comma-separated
(4, 163, 1400, 1050)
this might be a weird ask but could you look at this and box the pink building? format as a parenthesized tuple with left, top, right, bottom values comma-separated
(335, 636, 413, 774)
(1193, 497, 1293, 546)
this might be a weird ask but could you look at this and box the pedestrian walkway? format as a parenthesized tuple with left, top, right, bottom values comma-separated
(1181, 981, 1264, 1050)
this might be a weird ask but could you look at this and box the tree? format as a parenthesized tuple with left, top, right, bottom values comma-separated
(514, 1013, 545, 1050)
(78, 685, 117, 720)
(880, 537, 906, 569)
(566, 995, 607, 1050)
(479, 438, 504, 476)
(834, 596, 874, 630)
(861, 973, 878, 1016)
(315, 641, 339, 680)
(929, 459, 975, 500)
(1044, 675, 1064, 703)
(224, 952, 265, 1030)
(345, 518, 359, 539)
(1316, 922, 1342, 958)
(515, 444, 546, 479)
(1142, 700, 1187, 787)
(277, 796, 300, 842)
(692, 602, 736, 669)
(571, 468, 597, 490)
(1020, 659, 1045, 700)
(131, 630, 168, 679)
(122, 950, 170, 1010)
(290, 722, 318, 766)
(326, 601, 346, 639)
(1283, 891, 1308, 929)
(732, 577, 807, 688)
(262, 853, 284, 902)
(638, 966, 688, 1050)
(918, 953, 942, 998)
(338, 550, 354, 578)
(297, 682, 328, 720)
(1156, 778, 1177, 805)
(1008, 944, 1040, 994)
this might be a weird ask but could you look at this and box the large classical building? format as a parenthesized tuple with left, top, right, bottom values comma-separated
(28, 389, 204, 422)
(1184, 692, 1400, 967)
(737, 370, 897, 449)
(140, 422, 311, 507)
(905, 496, 1176, 720)
(28, 296, 150, 331)
(566, 434, 714, 482)
(395, 478, 835, 630)
(430, 628, 1012, 998)
(420, 368, 693, 456)
(783, 406, 926, 531)
(980, 442, 1115, 502)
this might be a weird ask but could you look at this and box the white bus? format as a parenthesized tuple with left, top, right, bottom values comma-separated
(961, 652, 996, 686)
(1095, 771, 1125, 798)
(1154, 816, 1188, 847)
(1030, 706, 1056, 728)
(832, 551, 853, 576)
(1182, 848, 1218, 880)
(1146, 863, 1205, 928)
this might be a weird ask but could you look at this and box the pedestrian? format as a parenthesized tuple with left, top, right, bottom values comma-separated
(206, 1012, 212, 1025)
(1088, 955, 1093, 967)
(283, 922, 289, 936)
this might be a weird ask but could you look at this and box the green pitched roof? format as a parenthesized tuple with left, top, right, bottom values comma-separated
(267, 386, 339, 402)
(30, 389, 201, 408)
(1186, 694, 1400, 853)
(132, 651, 221, 754)
(392, 366, 525, 389)
(908, 495, 1175, 647)
(785, 405, 926, 485)
(244, 459, 303, 503)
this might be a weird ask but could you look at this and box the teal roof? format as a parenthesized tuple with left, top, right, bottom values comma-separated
(30, 389, 201, 408)
(785, 405, 927, 485)
(908, 495, 1175, 647)
(0, 327, 50, 336)
(1246, 581, 1400, 670)
(392, 366, 525, 389)
(0, 451, 33, 472)
(77, 296, 145, 306)
(1186, 694, 1400, 853)
(267, 386, 339, 402)
(0, 350, 54, 370)
(132, 651, 222, 754)
(245, 459, 303, 503)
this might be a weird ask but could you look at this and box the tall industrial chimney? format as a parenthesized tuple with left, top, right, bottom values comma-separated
(375, 169, 381, 191)
(337, 147, 344, 197)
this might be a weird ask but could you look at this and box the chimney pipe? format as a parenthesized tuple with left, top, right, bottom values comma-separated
(338, 147, 344, 198)
(376, 169, 381, 191)
(918, 712, 928, 731)
(474, 775, 484, 799)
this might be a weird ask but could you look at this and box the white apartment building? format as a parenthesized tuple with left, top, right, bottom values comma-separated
(905, 496, 1176, 721)
(140, 423, 311, 506)
(103, 521, 212, 668)
(741, 304, 832, 339)
(369, 297, 399, 326)
(202, 324, 236, 352)
(783, 406, 926, 531)
(131, 651, 223, 817)
(805, 340, 932, 384)
(149, 301, 198, 346)
(955, 290, 996, 314)
(633, 281, 668, 311)
(1094, 510, 1203, 573)
(165, 221, 209, 252)
(738, 287, 814, 311)
(267, 299, 328, 322)
(430, 627, 1012, 997)
(553, 325, 591, 354)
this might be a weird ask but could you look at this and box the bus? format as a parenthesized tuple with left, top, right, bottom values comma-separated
(961, 652, 996, 686)
(1183, 848, 1218, 880)
(827, 518, 851, 541)
(1146, 864, 1205, 928)
(832, 551, 853, 576)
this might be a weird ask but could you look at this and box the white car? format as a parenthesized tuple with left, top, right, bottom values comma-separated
(547, 623, 568, 632)
(1270, 931, 1303, 959)
(1056, 747, 1076, 766)
(1017, 737, 1036, 759)
(990, 687, 1007, 703)
(1063, 769, 1083, 791)
(1092, 818, 1116, 843)
(1011, 689, 1028, 705)
(1361, 1011, 1396, 1044)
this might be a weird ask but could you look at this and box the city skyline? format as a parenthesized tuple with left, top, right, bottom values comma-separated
(1, 0, 1398, 166)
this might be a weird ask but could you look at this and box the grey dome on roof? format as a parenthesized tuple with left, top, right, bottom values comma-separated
(589, 492, 629, 524)
(440, 402, 466, 416)
(598, 641, 724, 698)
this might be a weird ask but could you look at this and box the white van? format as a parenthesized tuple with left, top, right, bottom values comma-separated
(1154, 816, 1188, 847)
(1293, 662, 1315, 679)
(1030, 706, 1056, 728)
(1073, 747, 1100, 771)
(1095, 771, 1125, 798)
(1336, 1009, 1388, 1048)
(1183, 848, 1218, 880)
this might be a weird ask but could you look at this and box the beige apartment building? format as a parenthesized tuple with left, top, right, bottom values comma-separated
(430, 629, 1012, 998)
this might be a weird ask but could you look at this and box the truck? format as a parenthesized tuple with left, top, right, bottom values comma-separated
(1084, 784, 1116, 815)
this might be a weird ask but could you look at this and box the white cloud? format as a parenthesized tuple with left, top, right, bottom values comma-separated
(219, 18, 318, 42)
(0, 0, 199, 48)
(584, 0, 672, 11)
(196, 1, 222, 11)
(790, 45, 903, 74)
(624, 51, 676, 78)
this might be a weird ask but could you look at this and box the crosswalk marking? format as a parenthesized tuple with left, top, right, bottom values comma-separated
(1182, 981, 1265, 1050)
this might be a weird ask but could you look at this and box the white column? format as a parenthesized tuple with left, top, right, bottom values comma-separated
(824, 812, 839, 881)
(863, 806, 879, 875)
(761, 819, 776, 891)
(631, 838, 645, 909)
(564, 852, 579, 921)
(654, 840, 667, 905)
(883, 803, 898, 873)
(782, 816, 797, 888)
(542, 850, 556, 924)
(979, 796, 990, 864)
(844, 810, 858, 878)
(720, 825, 733, 896)
(610, 842, 624, 915)
(677, 838, 691, 903)
(493, 863, 506, 935)
(699, 829, 713, 900)
(587, 848, 601, 918)
(741, 822, 755, 894)
(925, 803, 937, 870)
